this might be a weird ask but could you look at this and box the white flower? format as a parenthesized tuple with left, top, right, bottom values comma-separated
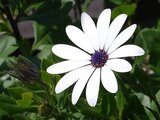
(47, 9, 145, 107)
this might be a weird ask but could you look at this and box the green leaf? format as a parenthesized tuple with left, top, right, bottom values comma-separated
(0, 94, 16, 104)
(25, 0, 73, 26)
(135, 28, 160, 66)
(128, 95, 149, 119)
(18, 39, 32, 57)
(133, 66, 150, 93)
(0, 101, 25, 114)
(0, 35, 18, 66)
(41, 58, 53, 71)
(37, 44, 53, 60)
(22, 92, 33, 100)
(0, 109, 8, 116)
(109, 0, 126, 5)
(145, 107, 160, 120)
(82, 0, 92, 11)
(40, 70, 52, 87)
(101, 93, 116, 117)
(76, 100, 102, 119)
(112, 4, 136, 19)
(116, 90, 127, 117)
(7, 87, 26, 99)
(16, 99, 32, 108)
(32, 22, 51, 50)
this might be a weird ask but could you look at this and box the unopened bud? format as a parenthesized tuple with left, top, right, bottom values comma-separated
(7, 55, 40, 84)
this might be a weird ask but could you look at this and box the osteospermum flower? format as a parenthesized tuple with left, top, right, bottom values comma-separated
(47, 9, 145, 107)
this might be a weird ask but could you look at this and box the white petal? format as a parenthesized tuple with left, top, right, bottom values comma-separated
(101, 65, 118, 93)
(106, 59, 132, 72)
(108, 24, 137, 54)
(109, 45, 145, 59)
(105, 14, 127, 51)
(47, 60, 90, 74)
(52, 44, 91, 60)
(97, 9, 111, 49)
(81, 12, 99, 50)
(72, 65, 94, 105)
(66, 25, 94, 54)
(55, 66, 89, 93)
(86, 68, 100, 107)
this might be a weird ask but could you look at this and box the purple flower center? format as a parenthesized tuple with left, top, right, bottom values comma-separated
(91, 50, 108, 68)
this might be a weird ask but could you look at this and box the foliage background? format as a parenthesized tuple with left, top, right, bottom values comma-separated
(0, 0, 160, 119)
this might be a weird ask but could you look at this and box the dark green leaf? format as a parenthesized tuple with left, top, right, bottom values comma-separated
(101, 93, 116, 117)
(7, 87, 26, 99)
(112, 4, 136, 19)
(41, 59, 53, 71)
(40, 70, 52, 87)
(25, 0, 73, 26)
(76, 100, 102, 119)
(0, 94, 16, 104)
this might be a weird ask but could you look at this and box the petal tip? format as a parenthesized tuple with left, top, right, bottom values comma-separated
(55, 86, 61, 94)
(130, 24, 137, 31)
(81, 12, 87, 17)
(109, 87, 118, 94)
(119, 14, 127, 20)
(89, 103, 96, 107)
(103, 8, 111, 13)
(51, 45, 57, 53)
(46, 66, 52, 74)
(72, 99, 77, 105)
(122, 13, 127, 17)
(137, 47, 145, 56)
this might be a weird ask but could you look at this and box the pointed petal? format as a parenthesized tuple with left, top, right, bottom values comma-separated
(109, 45, 145, 59)
(108, 24, 137, 54)
(81, 12, 99, 50)
(66, 25, 94, 54)
(101, 65, 118, 93)
(86, 68, 100, 107)
(52, 44, 91, 60)
(47, 60, 90, 74)
(106, 59, 132, 72)
(97, 9, 111, 49)
(55, 66, 89, 93)
(72, 66, 94, 105)
(105, 14, 127, 50)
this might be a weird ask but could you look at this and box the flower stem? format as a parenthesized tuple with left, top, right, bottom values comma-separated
(76, 0, 82, 16)
(39, 81, 51, 105)
(1, 0, 21, 39)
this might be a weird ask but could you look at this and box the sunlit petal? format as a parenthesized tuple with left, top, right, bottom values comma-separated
(47, 60, 90, 74)
(72, 66, 94, 105)
(109, 45, 145, 59)
(86, 68, 100, 107)
(52, 44, 91, 60)
(108, 24, 137, 54)
(81, 12, 99, 50)
(66, 25, 94, 54)
(101, 65, 118, 93)
(106, 59, 132, 72)
(105, 14, 127, 50)
(55, 66, 90, 93)
(97, 9, 111, 49)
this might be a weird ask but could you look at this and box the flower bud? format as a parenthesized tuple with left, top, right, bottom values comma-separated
(7, 56, 40, 84)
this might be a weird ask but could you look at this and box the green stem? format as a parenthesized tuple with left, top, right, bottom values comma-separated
(39, 81, 51, 105)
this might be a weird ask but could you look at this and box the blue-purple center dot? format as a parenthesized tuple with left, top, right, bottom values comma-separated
(91, 50, 108, 68)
